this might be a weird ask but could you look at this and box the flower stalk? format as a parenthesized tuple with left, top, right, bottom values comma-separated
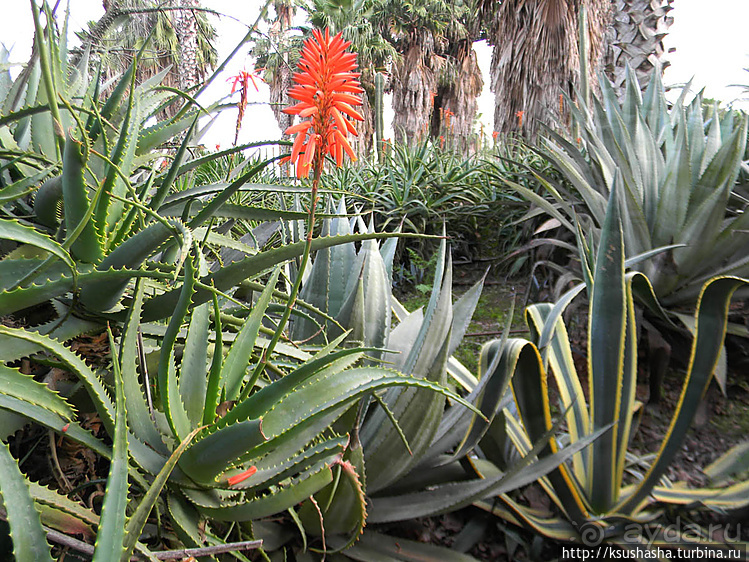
(241, 29, 363, 398)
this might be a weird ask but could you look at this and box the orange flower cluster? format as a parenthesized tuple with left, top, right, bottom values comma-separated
(282, 29, 364, 178)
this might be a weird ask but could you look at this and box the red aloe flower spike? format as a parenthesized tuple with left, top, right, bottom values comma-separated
(516, 110, 524, 128)
(281, 28, 363, 179)
(249, 29, 364, 384)
(227, 69, 266, 145)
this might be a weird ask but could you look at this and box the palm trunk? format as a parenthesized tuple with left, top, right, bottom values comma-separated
(353, 85, 375, 157)
(172, 0, 201, 91)
(434, 40, 483, 148)
(489, 0, 610, 140)
(603, 0, 674, 99)
(392, 39, 439, 145)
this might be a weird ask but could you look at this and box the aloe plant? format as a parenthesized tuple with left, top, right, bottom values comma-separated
(472, 187, 749, 554)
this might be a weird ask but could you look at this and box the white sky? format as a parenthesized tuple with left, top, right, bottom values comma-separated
(2, 0, 748, 146)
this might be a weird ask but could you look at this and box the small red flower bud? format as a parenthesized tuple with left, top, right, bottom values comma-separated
(227, 466, 258, 487)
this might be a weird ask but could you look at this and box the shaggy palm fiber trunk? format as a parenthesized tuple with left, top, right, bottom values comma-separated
(434, 39, 483, 148)
(392, 37, 440, 145)
(489, 0, 610, 140)
(173, 0, 201, 91)
(353, 85, 375, 158)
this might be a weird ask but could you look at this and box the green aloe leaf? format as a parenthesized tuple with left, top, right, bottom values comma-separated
(223, 267, 281, 401)
(118, 280, 166, 452)
(184, 462, 335, 522)
(0, 440, 54, 562)
(178, 419, 265, 485)
(141, 232, 422, 322)
(0, 220, 75, 275)
(92, 328, 129, 562)
(62, 133, 101, 263)
(78, 219, 190, 312)
(157, 247, 196, 441)
(0, 325, 114, 432)
(0, 363, 75, 420)
(121, 426, 202, 561)
(229, 437, 349, 493)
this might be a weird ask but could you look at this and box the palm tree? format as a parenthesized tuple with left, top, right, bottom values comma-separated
(252, 1, 299, 141)
(371, 0, 456, 144)
(78, 0, 217, 109)
(431, 1, 484, 146)
(484, 0, 610, 139)
(602, 0, 675, 99)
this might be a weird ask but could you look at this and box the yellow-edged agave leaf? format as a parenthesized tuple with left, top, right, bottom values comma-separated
(703, 442, 749, 486)
(587, 182, 626, 513)
(617, 275, 749, 514)
(650, 480, 749, 509)
(508, 338, 590, 525)
(475, 496, 578, 543)
(526, 297, 588, 482)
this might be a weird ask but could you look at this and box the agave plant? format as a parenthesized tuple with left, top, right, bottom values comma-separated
(506, 66, 749, 309)
(473, 188, 749, 555)
(282, 199, 607, 559)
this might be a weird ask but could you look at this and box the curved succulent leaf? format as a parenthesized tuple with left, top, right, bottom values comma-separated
(92, 329, 129, 562)
(121, 426, 202, 561)
(141, 232, 422, 321)
(0, 440, 54, 562)
(118, 279, 166, 452)
(62, 133, 101, 263)
(616, 275, 749, 513)
(184, 461, 335, 522)
(223, 267, 281, 401)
